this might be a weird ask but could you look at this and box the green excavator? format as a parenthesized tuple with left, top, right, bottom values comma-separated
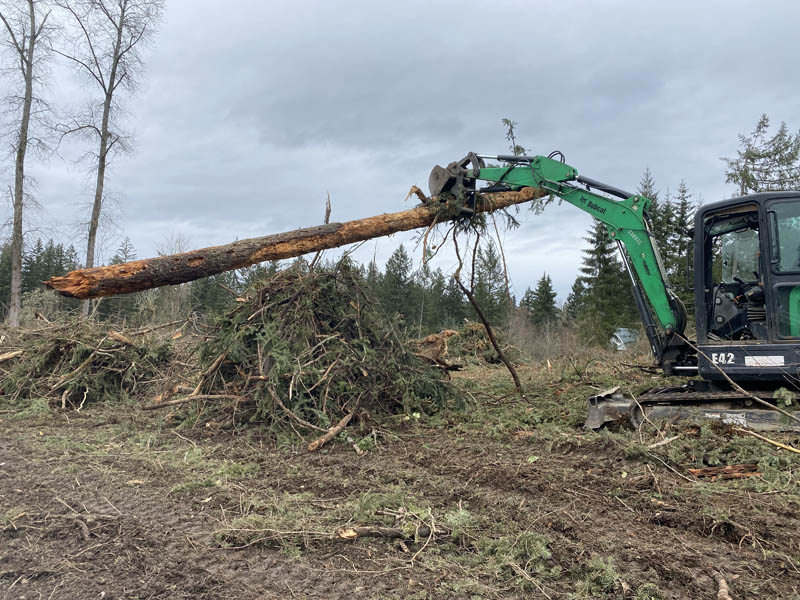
(428, 152, 800, 431)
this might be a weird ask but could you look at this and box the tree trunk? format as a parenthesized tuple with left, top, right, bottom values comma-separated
(5, 0, 36, 327)
(45, 187, 545, 299)
(81, 0, 126, 317)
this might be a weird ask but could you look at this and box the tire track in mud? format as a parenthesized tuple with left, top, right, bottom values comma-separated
(3, 417, 800, 599)
(281, 433, 800, 599)
(0, 427, 412, 600)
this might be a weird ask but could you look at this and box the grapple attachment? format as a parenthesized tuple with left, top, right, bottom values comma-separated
(428, 152, 485, 199)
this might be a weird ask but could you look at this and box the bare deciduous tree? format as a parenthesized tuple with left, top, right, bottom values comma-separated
(54, 0, 163, 316)
(0, 0, 53, 327)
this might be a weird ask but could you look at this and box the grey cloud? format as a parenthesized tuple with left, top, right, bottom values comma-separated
(4, 0, 800, 300)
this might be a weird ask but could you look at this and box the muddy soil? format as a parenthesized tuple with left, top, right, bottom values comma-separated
(2, 378, 800, 599)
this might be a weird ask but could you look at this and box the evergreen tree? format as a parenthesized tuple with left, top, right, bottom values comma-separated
(638, 168, 672, 251)
(380, 244, 412, 319)
(22, 238, 45, 293)
(519, 286, 535, 318)
(102, 238, 139, 322)
(240, 260, 280, 291)
(578, 220, 634, 342)
(563, 277, 586, 323)
(110, 237, 137, 264)
(724, 115, 800, 194)
(421, 267, 447, 333)
(190, 271, 240, 317)
(471, 242, 508, 324)
(0, 243, 11, 316)
(64, 245, 80, 271)
(527, 273, 558, 325)
(638, 167, 660, 229)
(442, 276, 465, 327)
(365, 259, 382, 296)
(670, 181, 695, 306)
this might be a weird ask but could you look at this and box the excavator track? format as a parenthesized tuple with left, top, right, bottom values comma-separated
(585, 385, 800, 432)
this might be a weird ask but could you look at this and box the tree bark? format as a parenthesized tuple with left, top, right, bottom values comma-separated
(45, 188, 545, 299)
(2, 0, 39, 327)
(81, 0, 128, 317)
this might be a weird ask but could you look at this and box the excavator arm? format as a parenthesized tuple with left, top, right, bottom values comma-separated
(429, 153, 687, 363)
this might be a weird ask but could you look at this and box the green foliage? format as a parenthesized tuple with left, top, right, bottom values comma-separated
(563, 277, 586, 323)
(442, 507, 478, 544)
(379, 244, 413, 319)
(101, 237, 139, 322)
(669, 181, 695, 308)
(724, 114, 800, 195)
(635, 583, 663, 600)
(0, 238, 81, 320)
(441, 276, 465, 327)
(573, 556, 621, 598)
(502, 117, 527, 156)
(521, 273, 558, 325)
(0, 320, 172, 408)
(471, 242, 509, 325)
(476, 532, 554, 578)
(576, 219, 635, 343)
(197, 261, 456, 430)
(215, 491, 317, 550)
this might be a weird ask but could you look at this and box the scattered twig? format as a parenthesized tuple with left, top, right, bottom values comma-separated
(506, 561, 552, 599)
(107, 330, 135, 346)
(734, 427, 800, 455)
(410, 511, 435, 563)
(50, 336, 109, 391)
(645, 452, 696, 483)
(335, 525, 432, 540)
(308, 394, 362, 452)
(141, 394, 244, 411)
(0, 349, 23, 363)
(191, 352, 226, 396)
(268, 386, 327, 432)
(646, 434, 680, 450)
(689, 464, 760, 481)
(713, 570, 733, 600)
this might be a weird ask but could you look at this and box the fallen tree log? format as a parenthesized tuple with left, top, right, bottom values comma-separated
(44, 188, 545, 299)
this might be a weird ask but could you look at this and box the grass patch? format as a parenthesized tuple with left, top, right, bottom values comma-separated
(573, 555, 622, 598)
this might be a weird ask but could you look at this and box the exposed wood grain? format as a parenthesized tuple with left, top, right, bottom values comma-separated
(44, 188, 545, 299)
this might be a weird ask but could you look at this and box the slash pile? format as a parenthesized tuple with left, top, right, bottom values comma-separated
(0, 321, 172, 409)
(190, 262, 456, 429)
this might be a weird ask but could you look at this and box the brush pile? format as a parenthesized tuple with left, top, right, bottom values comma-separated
(448, 321, 523, 366)
(181, 262, 456, 429)
(0, 321, 172, 408)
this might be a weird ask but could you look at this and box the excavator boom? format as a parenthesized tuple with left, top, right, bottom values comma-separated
(429, 153, 688, 366)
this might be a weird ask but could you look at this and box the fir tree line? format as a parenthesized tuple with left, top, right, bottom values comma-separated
(0, 238, 81, 314)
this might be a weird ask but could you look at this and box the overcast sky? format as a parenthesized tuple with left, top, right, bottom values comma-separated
(4, 0, 800, 301)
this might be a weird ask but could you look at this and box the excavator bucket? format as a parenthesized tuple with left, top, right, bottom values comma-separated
(428, 153, 485, 198)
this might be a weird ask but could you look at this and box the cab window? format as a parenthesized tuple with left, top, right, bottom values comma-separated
(704, 208, 766, 341)
(769, 200, 800, 273)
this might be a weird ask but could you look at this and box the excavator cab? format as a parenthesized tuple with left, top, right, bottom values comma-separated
(695, 192, 800, 382)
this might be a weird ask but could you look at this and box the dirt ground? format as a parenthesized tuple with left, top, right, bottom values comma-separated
(2, 362, 800, 599)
